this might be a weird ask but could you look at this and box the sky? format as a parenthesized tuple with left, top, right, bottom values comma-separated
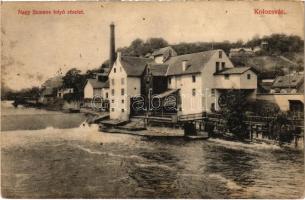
(1, 1, 304, 90)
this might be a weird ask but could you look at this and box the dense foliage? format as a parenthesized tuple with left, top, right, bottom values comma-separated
(61, 68, 89, 101)
(245, 100, 281, 117)
(1, 86, 41, 100)
(219, 90, 249, 139)
(118, 34, 303, 57)
(117, 38, 169, 57)
(245, 34, 304, 54)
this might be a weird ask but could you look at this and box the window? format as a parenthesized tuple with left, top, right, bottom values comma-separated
(192, 75, 196, 83)
(211, 89, 215, 97)
(247, 74, 251, 80)
(219, 51, 222, 58)
(216, 62, 220, 72)
(121, 78, 125, 85)
(114, 68, 116, 73)
(111, 79, 115, 86)
(225, 74, 229, 80)
(106, 92, 109, 98)
(121, 89, 125, 96)
(192, 88, 196, 96)
(111, 99, 114, 103)
(221, 62, 225, 69)
(168, 77, 171, 85)
(121, 109, 125, 113)
(111, 108, 115, 112)
(122, 99, 124, 103)
(111, 89, 115, 96)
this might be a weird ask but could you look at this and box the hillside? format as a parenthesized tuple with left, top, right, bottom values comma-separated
(231, 52, 304, 73)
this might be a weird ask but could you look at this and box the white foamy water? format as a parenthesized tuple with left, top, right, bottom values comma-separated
(1, 101, 304, 198)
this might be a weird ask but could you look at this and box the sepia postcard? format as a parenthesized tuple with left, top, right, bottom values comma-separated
(1, 1, 304, 199)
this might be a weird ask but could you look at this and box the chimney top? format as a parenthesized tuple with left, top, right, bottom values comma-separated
(110, 22, 115, 26)
(117, 52, 122, 60)
(182, 60, 188, 71)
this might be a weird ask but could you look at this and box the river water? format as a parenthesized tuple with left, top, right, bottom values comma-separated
(1, 101, 304, 198)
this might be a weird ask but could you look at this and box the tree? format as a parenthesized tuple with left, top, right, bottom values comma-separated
(117, 38, 169, 57)
(146, 38, 168, 50)
(130, 38, 145, 56)
(62, 68, 86, 100)
(244, 33, 304, 55)
(63, 68, 82, 88)
(218, 90, 249, 139)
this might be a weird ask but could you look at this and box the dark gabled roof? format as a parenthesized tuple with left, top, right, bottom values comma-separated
(41, 87, 55, 96)
(150, 64, 168, 76)
(86, 79, 109, 89)
(214, 67, 255, 75)
(41, 76, 63, 97)
(120, 56, 153, 77)
(104, 80, 110, 88)
(271, 73, 304, 89)
(42, 76, 63, 88)
(165, 50, 218, 76)
(152, 46, 177, 57)
(258, 70, 284, 80)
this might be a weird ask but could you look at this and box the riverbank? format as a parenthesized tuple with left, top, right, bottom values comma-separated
(3, 100, 303, 149)
(96, 117, 304, 149)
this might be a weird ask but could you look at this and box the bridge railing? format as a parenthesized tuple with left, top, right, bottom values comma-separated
(178, 112, 304, 127)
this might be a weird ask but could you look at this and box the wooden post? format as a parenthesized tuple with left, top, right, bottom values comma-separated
(294, 134, 298, 148)
(256, 124, 259, 139)
(250, 121, 253, 141)
(143, 118, 147, 129)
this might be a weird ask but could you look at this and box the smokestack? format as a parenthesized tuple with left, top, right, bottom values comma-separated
(109, 22, 116, 67)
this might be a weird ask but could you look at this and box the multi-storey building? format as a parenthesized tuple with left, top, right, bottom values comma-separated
(109, 49, 258, 120)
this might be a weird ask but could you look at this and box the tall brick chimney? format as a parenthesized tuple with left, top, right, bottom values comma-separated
(109, 22, 116, 67)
